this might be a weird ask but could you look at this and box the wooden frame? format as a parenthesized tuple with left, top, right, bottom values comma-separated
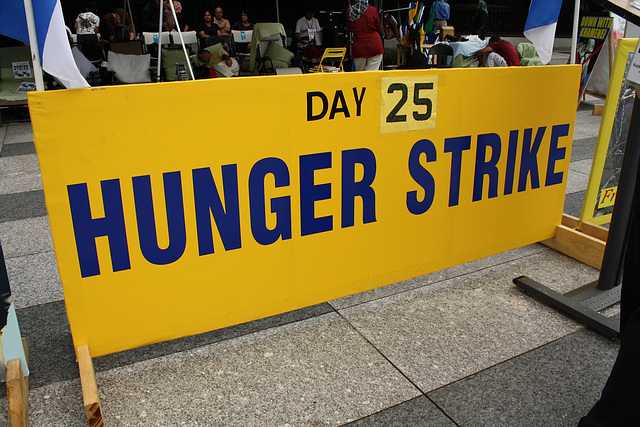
(7, 338, 29, 427)
(77, 345, 104, 427)
(541, 214, 609, 269)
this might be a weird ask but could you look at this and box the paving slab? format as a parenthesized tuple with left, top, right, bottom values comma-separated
(14, 301, 77, 390)
(570, 158, 595, 175)
(0, 216, 53, 258)
(339, 250, 599, 393)
(0, 141, 36, 157)
(571, 136, 598, 162)
(0, 378, 86, 426)
(345, 395, 455, 426)
(0, 170, 43, 195)
(330, 244, 548, 310)
(3, 122, 32, 144)
(565, 168, 590, 195)
(0, 125, 7, 144)
(564, 190, 587, 218)
(0, 154, 40, 177)
(93, 302, 335, 372)
(14, 301, 335, 391)
(428, 328, 620, 426)
(5, 251, 63, 308)
(573, 108, 602, 140)
(56, 313, 420, 426)
(0, 190, 47, 222)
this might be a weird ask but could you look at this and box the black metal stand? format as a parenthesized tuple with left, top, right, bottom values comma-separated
(514, 86, 640, 339)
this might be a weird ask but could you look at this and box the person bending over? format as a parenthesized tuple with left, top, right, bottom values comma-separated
(197, 47, 239, 77)
(476, 36, 520, 67)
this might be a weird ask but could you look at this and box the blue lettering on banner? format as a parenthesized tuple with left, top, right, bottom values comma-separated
(406, 139, 436, 215)
(473, 133, 501, 202)
(193, 165, 242, 255)
(546, 124, 570, 187)
(444, 136, 472, 207)
(68, 179, 130, 278)
(133, 172, 186, 265)
(518, 127, 546, 192)
(300, 152, 333, 236)
(503, 130, 519, 196)
(66, 124, 570, 277)
(341, 148, 377, 228)
(249, 157, 292, 245)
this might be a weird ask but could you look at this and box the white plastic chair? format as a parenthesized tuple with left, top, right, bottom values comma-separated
(171, 31, 199, 54)
(142, 32, 170, 47)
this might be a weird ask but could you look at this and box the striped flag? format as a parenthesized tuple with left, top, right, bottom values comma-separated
(524, 0, 563, 65)
(0, 0, 89, 89)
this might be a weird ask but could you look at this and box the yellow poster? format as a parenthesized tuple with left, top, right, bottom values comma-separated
(580, 38, 638, 226)
(29, 66, 580, 357)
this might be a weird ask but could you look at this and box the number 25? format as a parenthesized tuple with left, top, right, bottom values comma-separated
(386, 82, 433, 123)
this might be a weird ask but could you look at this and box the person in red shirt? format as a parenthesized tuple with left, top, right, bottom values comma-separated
(477, 36, 520, 67)
(347, 0, 384, 71)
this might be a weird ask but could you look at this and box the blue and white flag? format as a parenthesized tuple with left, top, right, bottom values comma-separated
(524, 0, 563, 65)
(0, 0, 89, 89)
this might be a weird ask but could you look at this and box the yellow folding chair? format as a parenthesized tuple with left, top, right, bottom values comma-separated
(309, 47, 346, 73)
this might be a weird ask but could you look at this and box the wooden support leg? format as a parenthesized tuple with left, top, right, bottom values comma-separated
(541, 214, 609, 269)
(77, 345, 104, 427)
(7, 338, 29, 427)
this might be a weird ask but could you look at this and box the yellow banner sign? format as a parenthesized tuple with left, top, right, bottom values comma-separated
(29, 66, 580, 357)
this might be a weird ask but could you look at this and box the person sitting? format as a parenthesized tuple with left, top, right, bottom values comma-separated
(476, 36, 520, 67)
(295, 8, 321, 50)
(74, 2, 102, 61)
(196, 10, 226, 50)
(196, 46, 239, 77)
(114, 8, 134, 41)
(213, 7, 231, 45)
(100, 8, 132, 43)
(232, 10, 253, 54)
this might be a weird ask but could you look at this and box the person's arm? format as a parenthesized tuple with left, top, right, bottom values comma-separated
(475, 45, 492, 67)
(373, 10, 382, 34)
(219, 19, 231, 36)
(74, 20, 78, 32)
(294, 20, 306, 45)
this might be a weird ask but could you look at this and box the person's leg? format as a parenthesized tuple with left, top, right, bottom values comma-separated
(579, 308, 640, 426)
(485, 52, 506, 67)
(353, 57, 367, 71)
(364, 54, 383, 71)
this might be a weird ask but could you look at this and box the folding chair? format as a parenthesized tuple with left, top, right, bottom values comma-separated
(171, 31, 199, 54)
(308, 47, 346, 73)
(231, 29, 253, 63)
(142, 32, 171, 48)
(425, 43, 453, 68)
(249, 23, 288, 75)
